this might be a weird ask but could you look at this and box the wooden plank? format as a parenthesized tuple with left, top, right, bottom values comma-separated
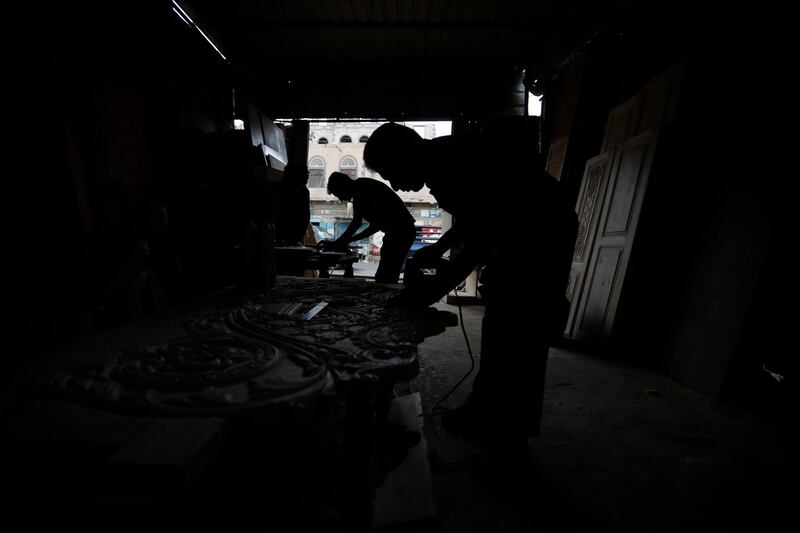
(372, 392, 437, 529)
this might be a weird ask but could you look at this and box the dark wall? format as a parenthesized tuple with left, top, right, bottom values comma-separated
(1, 4, 272, 358)
(546, 1, 696, 206)
(722, 204, 794, 413)
(549, 3, 791, 401)
(4, 4, 166, 349)
(616, 11, 789, 399)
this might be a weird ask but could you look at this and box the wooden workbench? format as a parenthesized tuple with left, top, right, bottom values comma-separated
(274, 245, 359, 278)
(1, 277, 456, 525)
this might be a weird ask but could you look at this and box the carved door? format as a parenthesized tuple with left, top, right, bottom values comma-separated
(565, 152, 612, 336)
(564, 64, 681, 341)
(564, 97, 639, 338)
(573, 131, 657, 340)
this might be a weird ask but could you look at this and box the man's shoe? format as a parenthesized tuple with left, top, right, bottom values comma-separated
(469, 440, 536, 496)
(440, 401, 488, 443)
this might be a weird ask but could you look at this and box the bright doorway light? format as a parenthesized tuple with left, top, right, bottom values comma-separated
(430, 121, 451, 138)
(528, 92, 542, 116)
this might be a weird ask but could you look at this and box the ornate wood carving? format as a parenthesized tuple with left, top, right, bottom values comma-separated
(573, 155, 609, 262)
(39, 278, 457, 416)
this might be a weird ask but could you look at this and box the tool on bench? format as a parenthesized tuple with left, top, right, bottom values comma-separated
(299, 301, 328, 321)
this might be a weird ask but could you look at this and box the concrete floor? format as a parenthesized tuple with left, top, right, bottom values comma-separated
(2, 294, 792, 530)
(407, 302, 793, 532)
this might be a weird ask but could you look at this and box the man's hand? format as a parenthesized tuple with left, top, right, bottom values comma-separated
(317, 239, 340, 251)
(411, 244, 443, 268)
(387, 290, 431, 307)
(386, 281, 444, 307)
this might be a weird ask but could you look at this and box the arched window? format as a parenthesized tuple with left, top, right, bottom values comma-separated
(308, 156, 326, 188)
(339, 156, 357, 179)
(340, 135, 352, 143)
(359, 135, 370, 143)
(318, 137, 328, 144)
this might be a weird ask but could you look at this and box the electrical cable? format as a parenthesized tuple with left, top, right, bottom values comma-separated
(429, 288, 476, 416)
(424, 287, 481, 472)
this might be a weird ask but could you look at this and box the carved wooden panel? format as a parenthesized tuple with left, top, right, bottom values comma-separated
(38, 334, 329, 416)
(573, 153, 611, 262)
(565, 152, 612, 337)
(574, 132, 657, 340)
(569, 63, 682, 343)
(39, 278, 457, 416)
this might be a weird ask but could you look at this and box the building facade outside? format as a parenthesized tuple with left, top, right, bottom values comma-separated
(307, 121, 447, 262)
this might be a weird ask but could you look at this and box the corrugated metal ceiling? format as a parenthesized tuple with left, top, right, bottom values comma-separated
(183, 1, 619, 119)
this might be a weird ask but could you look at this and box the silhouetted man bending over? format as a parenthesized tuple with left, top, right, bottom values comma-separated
(364, 122, 578, 479)
(323, 171, 416, 284)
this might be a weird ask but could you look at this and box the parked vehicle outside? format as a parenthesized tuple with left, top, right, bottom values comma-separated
(407, 225, 442, 259)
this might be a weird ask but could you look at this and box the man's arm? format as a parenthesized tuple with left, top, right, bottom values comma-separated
(410, 223, 462, 267)
(432, 224, 461, 251)
(349, 224, 379, 242)
(322, 214, 363, 249)
(390, 242, 480, 307)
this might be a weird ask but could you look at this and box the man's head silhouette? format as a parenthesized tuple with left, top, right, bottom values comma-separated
(364, 123, 425, 192)
(327, 171, 354, 201)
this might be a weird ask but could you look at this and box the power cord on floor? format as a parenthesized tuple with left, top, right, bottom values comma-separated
(429, 289, 476, 416)
(424, 289, 480, 472)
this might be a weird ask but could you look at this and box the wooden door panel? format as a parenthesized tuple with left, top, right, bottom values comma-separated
(605, 141, 649, 234)
(635, 63, 683, 136)
(575, 131, 657, 340)
(546, 137, 568, 179)
(567, 64, 681, 344)
(565, 151, 612, 336)
(580, 246, 623, 334)
(601, 97, 640, 152)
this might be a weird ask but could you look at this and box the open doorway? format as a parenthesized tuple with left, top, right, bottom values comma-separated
(305, 120, 451, 279)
